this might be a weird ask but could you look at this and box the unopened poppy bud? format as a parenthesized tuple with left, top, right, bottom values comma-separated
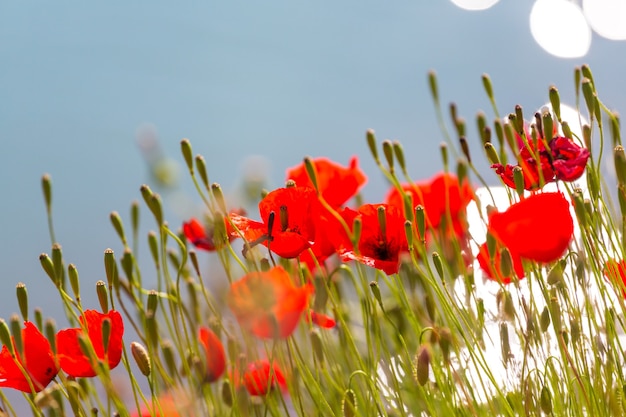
(440, 143, 448, 171)
(187, 279, 200, 324)
(369, 281, 384, 311)
(161, 340, 177, 376)
(34, 308, 43, 331)
(167, 248, 181, 272)
(572, 189, 588, 227)
(581, 64, 595, 87)
(51, 243, 65, 288)
(438, 327, 453, 364)
(96, 280, 109, 313)
(512, 166, 525, 197)
(342, 388, 357, 417)
(212, 183, 227, 214)
(486, 232, 497, 260)
(540, 306, 551, 333)
(109, 211, 127, 246)
(41, 173, 53, 215)
(549, 296, 562, 332)
(432, 252, 444, 280)
(500, 322, 511, 362)
(449, 102, 458, 124)
(542, 110, 554, 142)
(415, 344, 431, 386)
(549, 86, 561, 121)
(476, 111, 488, 143)
(392, 141, 406, 172)
(477, 298, 485, 329)
(104, 249, 118, 290)
(415, 205, 425, 242)
(180, 138, 194, 172)
(221, 379, 234, 407)
(352, 217, 362, 248)
(402, 193, 414, 223)
(570, 318, 581, 345)
(67, 263, 81, 301)
(455, 117, 466, 138)
(146, 314, 159, 348)
(484, 142, 500, 165)
(494, 119, 505, 148)
(503, 121, 517, 155)
(540, 385, 552, 414)
(425, 294, 437, 323)
(148, 231, 159, 266)
(310, 329, 324, 364)
(459, 137, 471, 163)
(377, 205, 387, 238)
(404, 220, 413, 250)
(101, 318, 112, 356)
(131, 341, 151, 377)
(77, 334, 94, 367)
(574, 66, 582, 93)
(10, 315, 23, 356)
(481, 73, 494, 101)
(195, 155, 210, 189)
(302, 157, 319, 193)
(382, 140, 394, 173)
(40, 253, 57, 286)
(514, 105, 525, 135)
(457, 158, 468, 186)
(45, 319, 56, 353)
(366, 129, 379, 163)
(499, 248, 513, 280)
(582, 78, 596, 119)
(428, 70, 439, 103)
(547, 261, 564, 286)
(497, 289, 515, 322)
(610, 112, 621, 147)
(0, 319, 13, 355)
(146, 290, 158, 317)
(16, 283, 28, 322)
(120, 248, 135, 285)
(583, 124, 592, 150)
(615, 147, 626, 186)
(561, 121, 573, 139)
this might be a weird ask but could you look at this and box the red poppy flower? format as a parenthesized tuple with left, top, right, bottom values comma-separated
(331, 204, 408, 275)
(492, 135, 589, 190)
(229, 186, 319, 259)
(130, 393, 187, 417)
(487, 192, 573, 263)
(0, 322, 58, 393)
(182, 218, 227, 252)
(228, 266, 313, 339)
(198, 327, 226, 383)
(477, 242, 525, 284)
(286, 156, 367, 208)
(604, 259, 626, 298)
(386, 173, 474, 239)
(242, 360, 287, 396)
(56, 310, 124, 378)
(305, 310, 336, 329)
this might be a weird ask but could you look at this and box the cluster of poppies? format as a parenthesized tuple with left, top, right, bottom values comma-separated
(0, 309, 123, 393)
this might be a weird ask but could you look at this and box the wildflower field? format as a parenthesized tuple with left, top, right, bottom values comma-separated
(1, 65, 625, 416)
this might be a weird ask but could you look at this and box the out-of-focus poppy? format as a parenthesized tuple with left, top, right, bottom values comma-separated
(331, 204, 408, 275)
(286, 156, 367, 208)
(0, 322, 59, 393)
(183, 215, 237, 252)
(477, 242, 525, 284)
(305, 310, 336, 329)
(487, 192, 573, 263)
(386, 173, 474, 239)
(604, 259, 626, 298)
(229, 186, 319, 259)
(242, 360, 287, 396)
(56, 310, 124, 378)
(198, 326, 226, 383)
(228, 266, 313, 339)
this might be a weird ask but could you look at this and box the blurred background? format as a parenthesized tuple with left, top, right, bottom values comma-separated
(1, 0, 625, 357)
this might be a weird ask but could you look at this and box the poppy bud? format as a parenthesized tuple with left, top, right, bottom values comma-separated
(41, 173, 53, 216)
(310, 329, 324, 364)
(610, 111, 621, 147)
(476, 111, 488, 143)
(438, 327, 453, 364)
(390, 142, 406, 174)
(221, 379, 234, 407)
(303, 157, 319, 193)
(549, 296, 562, 333)
(342, 389, 357, 417)
(161, 340, 177, 377)
(180, 138, 194, 173)
(51, 243, 65, 289)
(96, 280, 109, 314)
(131, 200, 140, 237)
(432, 252, 444, 280)
(40, 253, 57, 286)
(121, 248, 135, 285)
(497, 289, 515, 322)
(131, 341, 151, 377)
(403, 193, 414, 223)
(109, 211, 127, 246)
(485, 142, 500, 165)
(540, 306, 551, 333)
(351, 217, 362, 248)
(195, 155, 210, 189)
(68, 264, 80, 302)
(503, 121, 517, 156)
(494, 118, 505, 148)
(415, 344, 431, 386)
(615, 147, 626, 186)
(540, 385, 552, 414)
(582, 78, 596, 119)
(429, 70, 439, 103)
(499, 248, 514, 280)
(583, 124, 592, 150)
(369, 281, 384, 311)
(481, 73, 494, 102)
(0, 319, 13, 355)
(382, 140, 394, 173)
(500, 322, 511, 363)
(404, 220, 413, 251)
(415, 205, 426, 243)
(377, 205, 387, 239)
(570, 318, 581, 345)
(366, 129, 379, 163)
(449, 102, 458, 125)
(148, 231, 159, 267)
(514, 105, 525, 135)
(561, 121, 573, 139)
(549, 86, 561, 122)
(34, 308, 43, 332)
(512, 166, 525, 197)
(101, 318, 112, 356)
(45, 319, 57, 353)
(16, 283, 28, 322)
(212, 183, 227, 214)
(457, 158, 468, 186)
(547, 261, 564, 286)
(440, 143, 448, 171)
(542, 110, 554, 143)
(10, 314, 23, 357)
(574, 66, 582, 95)
(104, 248, 118, 290)
(146, 314, 159, 349)
(455, 118, 466, 138)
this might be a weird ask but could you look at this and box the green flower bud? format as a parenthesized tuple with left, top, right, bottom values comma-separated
(131, 341, 151, 377)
